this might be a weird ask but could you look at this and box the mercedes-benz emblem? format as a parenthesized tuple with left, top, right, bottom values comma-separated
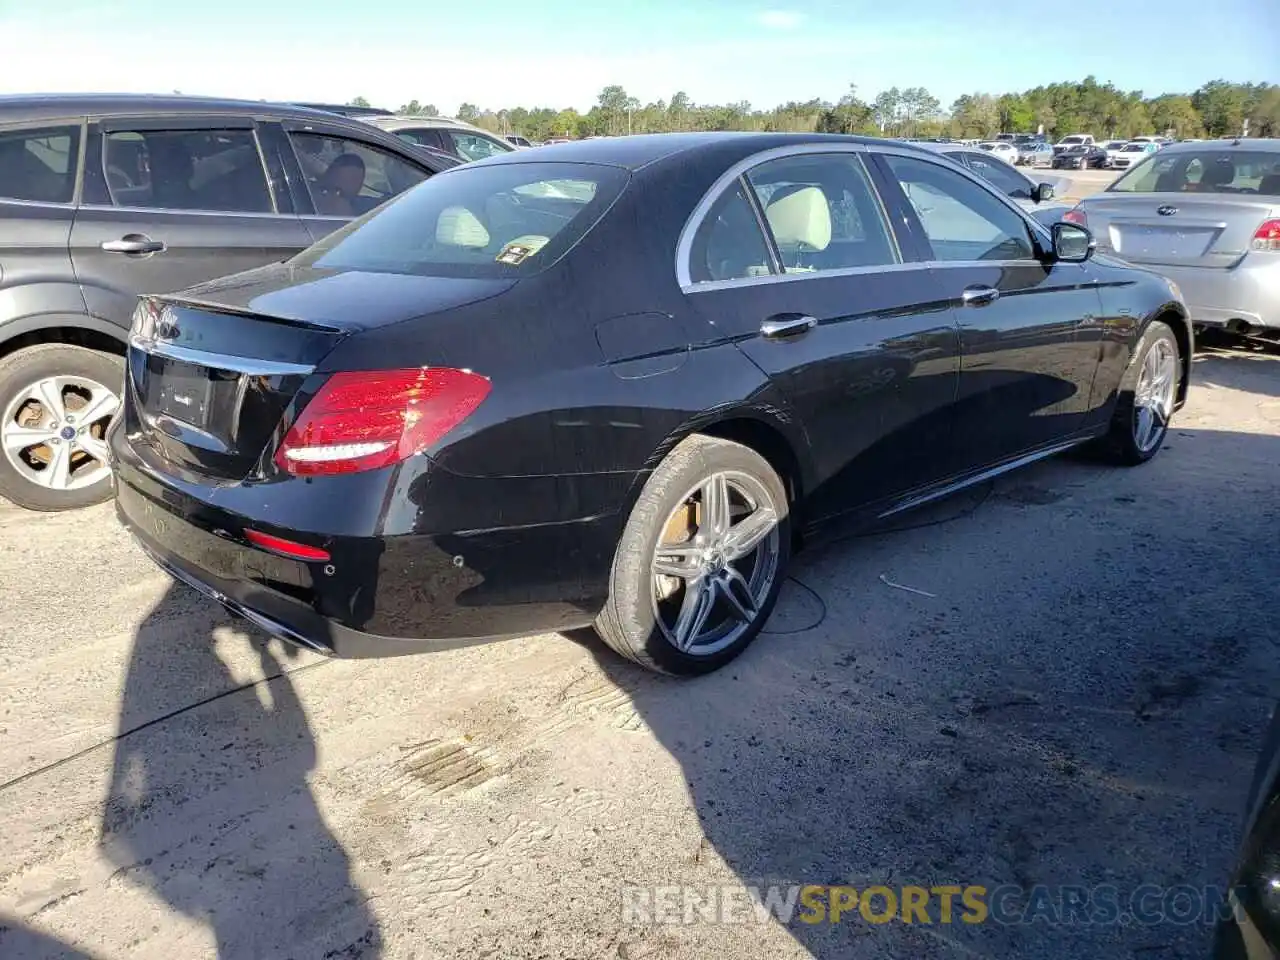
(1157, 205, 1178, 216)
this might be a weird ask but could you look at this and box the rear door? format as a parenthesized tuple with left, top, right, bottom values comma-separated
(679, 146, 961, 521)
(1080, 147, 1280, 270)
(278, 121, 433, 241)
(69, 115, 312, 330)
(872, 149, 1104, 467)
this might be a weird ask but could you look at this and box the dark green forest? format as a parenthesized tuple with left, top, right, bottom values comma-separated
(351, 78, 1278, 142)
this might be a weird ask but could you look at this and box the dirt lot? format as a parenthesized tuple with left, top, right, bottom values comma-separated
(0, 331, 1278, 959)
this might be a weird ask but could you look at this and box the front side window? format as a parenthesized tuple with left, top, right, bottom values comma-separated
(746, 153, 898, 273)
(447, 132, 514, 162)
(963, 153, 1032, 200)
(1109, 149, 1280, 195)
(885, 154, 1035, 262)
(294, 160, 627, 279)
(0, 125, 79, 204)
(290, 132, 428, 218)
(103, 128, 271, 212)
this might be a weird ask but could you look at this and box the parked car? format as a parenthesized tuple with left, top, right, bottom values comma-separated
(505, 135, 533, 148)
(1213, 701, 1280, 959)
(1053, 133, 1096, 157)
(0, 93, 459, 511)
(977, 140, 1019, 163)
(1052, 143, 1109, 169)
(363, 114, 515, 163)
(917, 142, 1073, 225)
(1102, 140, 1131, 166)
(1016, 141, 1055, 167)
(1108, 140, 1160, 170)
(1064, 138, 1280, 334)
(108, 132, 1191, 676)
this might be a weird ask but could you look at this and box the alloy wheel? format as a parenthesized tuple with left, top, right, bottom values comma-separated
(1132, 339, 1177, 453)
(1, 375, 120, 491)
(650, 470, 782, 656)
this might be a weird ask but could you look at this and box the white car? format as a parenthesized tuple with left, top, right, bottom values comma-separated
(1108, 140, 1160, 170)
(977, 140, 1019, 163)
(1102, 140, 1130, 165)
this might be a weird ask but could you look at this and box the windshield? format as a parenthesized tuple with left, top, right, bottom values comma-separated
(1109, 149, 1280, 195)
(293, 161, 629, 278)
(1121, 144, 1146, 152)
(1059, 136, 1085, 145)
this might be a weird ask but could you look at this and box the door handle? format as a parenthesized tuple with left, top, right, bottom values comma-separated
(760, 314, 817, 339)
(101, 234, 165, 255)
(960, 285, 1000, 307)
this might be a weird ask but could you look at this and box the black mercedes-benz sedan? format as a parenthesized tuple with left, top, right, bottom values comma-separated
(108, 133, 1191, 675)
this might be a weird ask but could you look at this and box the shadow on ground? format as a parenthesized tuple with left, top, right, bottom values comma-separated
(1194, 330, 1280, 399)
(586, 425, 1280, 958)
(96, 585, 379, 958)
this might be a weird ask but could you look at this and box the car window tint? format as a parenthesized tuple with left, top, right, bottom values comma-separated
(745, 153, 898, 273)
(290, 132, 428, 218)
(294, 160, 627, 279)
(103, 129, 271, 213)
(885, 155, 1035, 262)
(395, 128, 446, 152)
(963, 153, 1032, 200)
(447, 132, 513, 162)
(0, 125, 80, 204)
(688, 182, 774, 283)
(1110, 149, 1280, 195)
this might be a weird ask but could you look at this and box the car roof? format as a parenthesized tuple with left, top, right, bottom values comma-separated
(367, 115, 493, 133)
(1153, 137, 1280, 154)
(469, 131, 914, 171)
(0, 92, 348, 125)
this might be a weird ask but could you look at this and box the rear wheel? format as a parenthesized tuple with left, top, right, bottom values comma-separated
(594, 434, 790, 676)
(1099, 320, 1180, 466)
(0, 344, 123, 511)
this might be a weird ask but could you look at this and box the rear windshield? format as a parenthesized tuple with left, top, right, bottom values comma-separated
(1109, 149, 1280, 195)
(1060, 137, 1085, 144)
(293, 161, 629, 278)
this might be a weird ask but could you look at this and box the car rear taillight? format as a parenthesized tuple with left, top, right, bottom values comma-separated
(1252, 219, 1280, 252)
(275, 367, 491, 476)
(1062, 208, 1088, 227)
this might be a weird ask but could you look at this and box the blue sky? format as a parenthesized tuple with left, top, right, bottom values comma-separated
(1, 0, 1276, 113)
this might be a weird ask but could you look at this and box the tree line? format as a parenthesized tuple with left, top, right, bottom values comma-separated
(351, 78, 1279, 143)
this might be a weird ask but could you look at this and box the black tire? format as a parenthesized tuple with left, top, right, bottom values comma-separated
(1097, 320, 1181, 466)
(0, 343, 124, 511)
(593, 434, 791, 676)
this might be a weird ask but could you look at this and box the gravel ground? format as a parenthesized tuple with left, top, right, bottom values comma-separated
(0, 335, 1277, 959)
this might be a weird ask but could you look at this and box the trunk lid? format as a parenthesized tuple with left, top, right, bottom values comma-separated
(125, 264, 515, 482)
(1078, 194, 1280, 269)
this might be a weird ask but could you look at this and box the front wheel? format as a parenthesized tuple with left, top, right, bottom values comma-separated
(593, 434, 791, 676)
(0, 343, 123, 511)
(1098, 320, 1180, 466)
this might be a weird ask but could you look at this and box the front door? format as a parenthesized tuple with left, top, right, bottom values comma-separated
(69, 117, 312, 330)
(874, 151, 1104, 468)
(679, 149, 961, 523)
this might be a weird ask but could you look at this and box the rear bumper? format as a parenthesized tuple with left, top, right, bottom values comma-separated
(112, 458, 615, 658)
(1156, 257, 1280, 331)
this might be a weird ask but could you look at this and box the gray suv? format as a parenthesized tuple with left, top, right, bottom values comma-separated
(0, 94, 457, 511)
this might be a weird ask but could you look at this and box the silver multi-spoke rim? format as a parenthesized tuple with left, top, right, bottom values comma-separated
(650, 470, 781, 656)
(1, 375, 120, 491)
(1133, 339, 1177, 453)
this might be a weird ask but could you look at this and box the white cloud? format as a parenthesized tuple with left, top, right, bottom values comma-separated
(755, 10, 804, 29)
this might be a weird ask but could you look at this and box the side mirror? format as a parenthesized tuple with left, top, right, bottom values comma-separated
(1051, 221, 1095, 262)
(1033, 181, 1055, 203)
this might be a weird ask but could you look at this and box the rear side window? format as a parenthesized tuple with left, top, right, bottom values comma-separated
(102, 128, 272, 213)
(294, 160, 628, 278)
(0, 125, 80, 204)
(289, 132, 428, 217)
(688, 183, 774, 283)
(1110, 149, 1280, 195)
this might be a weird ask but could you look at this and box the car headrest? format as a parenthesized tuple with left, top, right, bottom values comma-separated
(436, 206, 490, 248)
(1200, 160, 1235, 187)
(1259, 173, 1280, 196)
(765, 185, 831, 252)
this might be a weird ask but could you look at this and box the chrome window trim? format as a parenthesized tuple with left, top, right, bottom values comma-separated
(129, 335, 315, 376)
(675, 142, 872, 291)
(0, 196, 77, 212)
(78, 202, 299, 220)
(676, 141, 1056, 294)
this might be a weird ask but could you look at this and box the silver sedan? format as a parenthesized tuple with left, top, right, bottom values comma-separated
(1065, 139, 1280, 334)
